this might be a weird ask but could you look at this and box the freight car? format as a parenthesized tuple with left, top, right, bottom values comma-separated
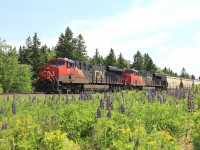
(194, 79, 200, 85)
(161, 76, 193, 90)
(37, 58, 125, 93)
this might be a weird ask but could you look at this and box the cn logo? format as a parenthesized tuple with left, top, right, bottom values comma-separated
(42, 71, 55, 77)
(95, 70, 105, 79)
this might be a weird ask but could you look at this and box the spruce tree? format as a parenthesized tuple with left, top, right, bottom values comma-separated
(73, 34, 88, 61)
(55, 27, 74, 58)
(132, 50, 143, 70)
(117, 52, 127, 68)
(105, 48, 117, 66)
(143, 53, 157, 72)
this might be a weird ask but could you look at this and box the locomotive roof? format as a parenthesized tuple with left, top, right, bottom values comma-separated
(64, 58, 74, 63)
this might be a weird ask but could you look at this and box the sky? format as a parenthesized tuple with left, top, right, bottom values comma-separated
(0, 0, 200, 79)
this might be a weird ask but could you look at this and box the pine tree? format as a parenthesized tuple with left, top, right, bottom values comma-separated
(117, 52, 127, 68)
(105, 48, 117, 66)
(180, 68, 189, 78)
(32, 33, 42, 77)
(143, 53, 157, 72)
(55, 27, 74, 58)
(73, 34, 88, 61)
(91, 48, 101, 65)
(132, 50, 143, 70)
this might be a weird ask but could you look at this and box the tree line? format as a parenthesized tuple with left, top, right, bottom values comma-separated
(0, 27, 197, 93)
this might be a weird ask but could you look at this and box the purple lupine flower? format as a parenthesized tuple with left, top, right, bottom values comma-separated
(121, 104, 125, 114)
(148, 91, 152, 102)
(0, 108, 4, 115)
(100, 98, 104, 109)
(97, 106, 102, 118)
(12, 101, 16, 115)
(79, 92, 84, 100)
(90, 94, 94, 100)
(106, 97, 111, 110)
(1, 122, 7, 130)
(135, 138, 140, 147)
(107, 109, 112, 118)
(110, 102, 113, 110)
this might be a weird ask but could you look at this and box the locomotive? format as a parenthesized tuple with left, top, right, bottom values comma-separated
(37, 57, 194, 93)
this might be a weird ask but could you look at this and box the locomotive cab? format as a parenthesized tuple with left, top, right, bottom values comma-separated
(122, 69, 145, 89)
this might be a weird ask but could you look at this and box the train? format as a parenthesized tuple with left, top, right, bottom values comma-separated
(36, 57, 195, 93)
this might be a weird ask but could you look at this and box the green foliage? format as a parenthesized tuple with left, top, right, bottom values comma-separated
(0, 39, 33, 93)
(1, 87, 200, 149)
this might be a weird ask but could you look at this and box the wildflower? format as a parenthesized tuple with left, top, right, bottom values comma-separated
(100, 98, 104, 109)
(135, 138, 140, 147)
(0, 108, 4, 115)
(97, 106, 102, 118)
(121, 104, 125, 114)
(1, 122, 7, 130)
(12, 101, 16, 115)
(107, 109, 112, 118)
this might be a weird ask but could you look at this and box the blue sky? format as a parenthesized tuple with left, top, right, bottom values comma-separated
(1, 0, 200, 78)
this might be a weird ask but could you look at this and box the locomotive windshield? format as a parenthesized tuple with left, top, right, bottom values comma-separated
(48, 60, 64, 66)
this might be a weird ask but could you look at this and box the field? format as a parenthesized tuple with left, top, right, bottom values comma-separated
(1, 86, 200, 150)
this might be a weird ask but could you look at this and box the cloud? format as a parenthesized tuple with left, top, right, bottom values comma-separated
(70, 0, 200, 57)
